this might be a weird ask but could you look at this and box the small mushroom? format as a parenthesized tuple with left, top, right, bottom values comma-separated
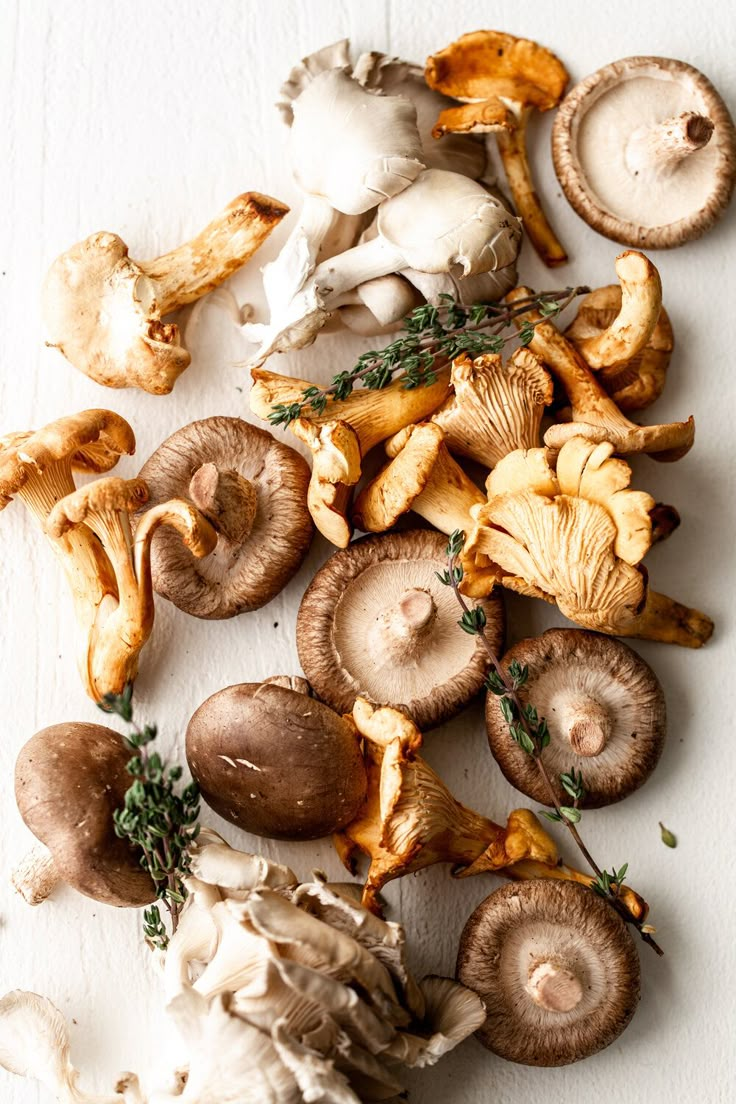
(352, 423, 486, 536)
(564, 279, 673, 413)
(43, 193, 289, 394)
(250, 366, 452, 546)
(506, 284, 694, 461)
(486, 629, 666, 807)
(186, 680, 367, 840)
(552, 56, 736, 248)
(137, 417, 313, 619)
(12, 722, 155, 908)
(297, 531, 503, 730)
(456, 879, 640, 1065)
(426, 30, 569, 266)
(431, 348, 553, 467)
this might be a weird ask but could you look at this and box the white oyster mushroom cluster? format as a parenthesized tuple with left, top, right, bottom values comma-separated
(244, 40, 522, 365)
(0, 834, 485, 1104)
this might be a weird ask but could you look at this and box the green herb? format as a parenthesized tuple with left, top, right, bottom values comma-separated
(438, 530, 663, 957)
(268, 286, 588, 426)
(659, 822, 677, 848)
(99, 685, 200, 950)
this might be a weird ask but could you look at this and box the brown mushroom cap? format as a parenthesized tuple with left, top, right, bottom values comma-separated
(552, 56, 736, 248)
(486, 629, 666, 807)
(565, 284, 673, 412)
(137, 417, 313, 619)
(297, 530, 504, 730)
(186, 681, 367, 840)
(457, 879, 640, 1065)
(14, 723, 155, 908)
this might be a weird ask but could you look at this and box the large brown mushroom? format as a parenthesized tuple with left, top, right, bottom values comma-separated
(487, 630, 666, 807)
(12, 723, 155, 908)
(552, 56, 736, 249)
(457, 879, 640, 1065)
(137, 417, 313, 619)
(186, 679, 367, 840)
(297, 531, 504, 730)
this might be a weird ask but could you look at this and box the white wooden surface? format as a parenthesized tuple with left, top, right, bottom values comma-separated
(1, 1, 734, 1100)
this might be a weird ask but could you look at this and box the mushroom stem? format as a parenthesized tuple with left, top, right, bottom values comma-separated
(526, 961, 584, 1012)
(622, 589, 714, 648)
(570, 251, 662, 370)
(411, 445, 486, 535)
(503, 858, 648, 924)
(560, 697, 612, 757)
(11, 843, 61, 905)
(369, 588, 438, 664)
(141, 192, 290, 313)
(496, 113, 568, 268)
(625, 112, 715, 178)
(188, 463, 258, 544)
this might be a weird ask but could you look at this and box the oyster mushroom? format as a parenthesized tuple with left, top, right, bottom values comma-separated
(250, 366, 452, 547)
(487, 629, 666, 807)
(186, 680, 367, 840)
(431, 348, 553, 467)
(136, 417, 313, 619)
(565, 281, 673, 413)
(506, 284, 694, 461)
(552, 56, 736, 248)
(460, 437, 714, 648)
(297, 531, 503, 730)
(43, 192, 289, 394)
(352, 423, 486, 536)
(426, 30, 569, 266)
(456, 879, 640, 1065)
(12, 722, 155, 908)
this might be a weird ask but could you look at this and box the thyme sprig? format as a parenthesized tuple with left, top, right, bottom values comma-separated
(268, 286, 588, 427)
(99, 686, 200, 950)
(437, 530, 663, 957)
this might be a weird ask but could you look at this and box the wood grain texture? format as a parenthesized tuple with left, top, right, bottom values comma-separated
(0, 1, 734, 1100)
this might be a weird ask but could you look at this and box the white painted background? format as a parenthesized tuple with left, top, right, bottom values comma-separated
(1, 1, 734, 1101)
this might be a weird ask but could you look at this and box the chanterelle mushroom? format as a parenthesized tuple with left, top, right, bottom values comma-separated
(456, 880, 640, 1065)
(431, 348, 553, 467)
(487, 630, 666, 807)
(552, 56, 736, 248)
(43, 192, 288, 394)
(12, 722, 155, 908)
(297, 531, 504, 730)
(186, 680, 367, 839)
(352, 423, 486, 536)
(426, 30, 569, 266)
(460, 437, 714, 648)
(137, 417, 313, 618)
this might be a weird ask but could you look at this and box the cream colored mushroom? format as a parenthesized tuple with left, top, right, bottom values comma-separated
(506, 284, 694, 460)
(353, 423, 485, 535)
(43, 193, 288, 394)
(460, 437, 713, 647)
(250, 366, 452, 546)
(431, 348, 553, 467)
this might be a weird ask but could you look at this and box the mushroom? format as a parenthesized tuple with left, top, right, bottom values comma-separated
(0, 411, 215, 699)
(186, 680, 367, 840)
(425, 30, 569, 266)
(337, 700, 649, 924)
(43, 192, 289, 394)
(136, 417, 313, 619)
(352, 423, 487, 536)
(431, 348, 553, 467)
(250, 366, 452, 546)
(486, 629, 666, 807)
(297, 530, 504, 730)
(460, 436, 714, 648)
(552, 56, 736, 248)
(245, 168, 521, 365)
(12, 722, 155, 908)
(456, 879, 640, 1065)
(564, 279, 673, 413)
(506, 284, 694, 461)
